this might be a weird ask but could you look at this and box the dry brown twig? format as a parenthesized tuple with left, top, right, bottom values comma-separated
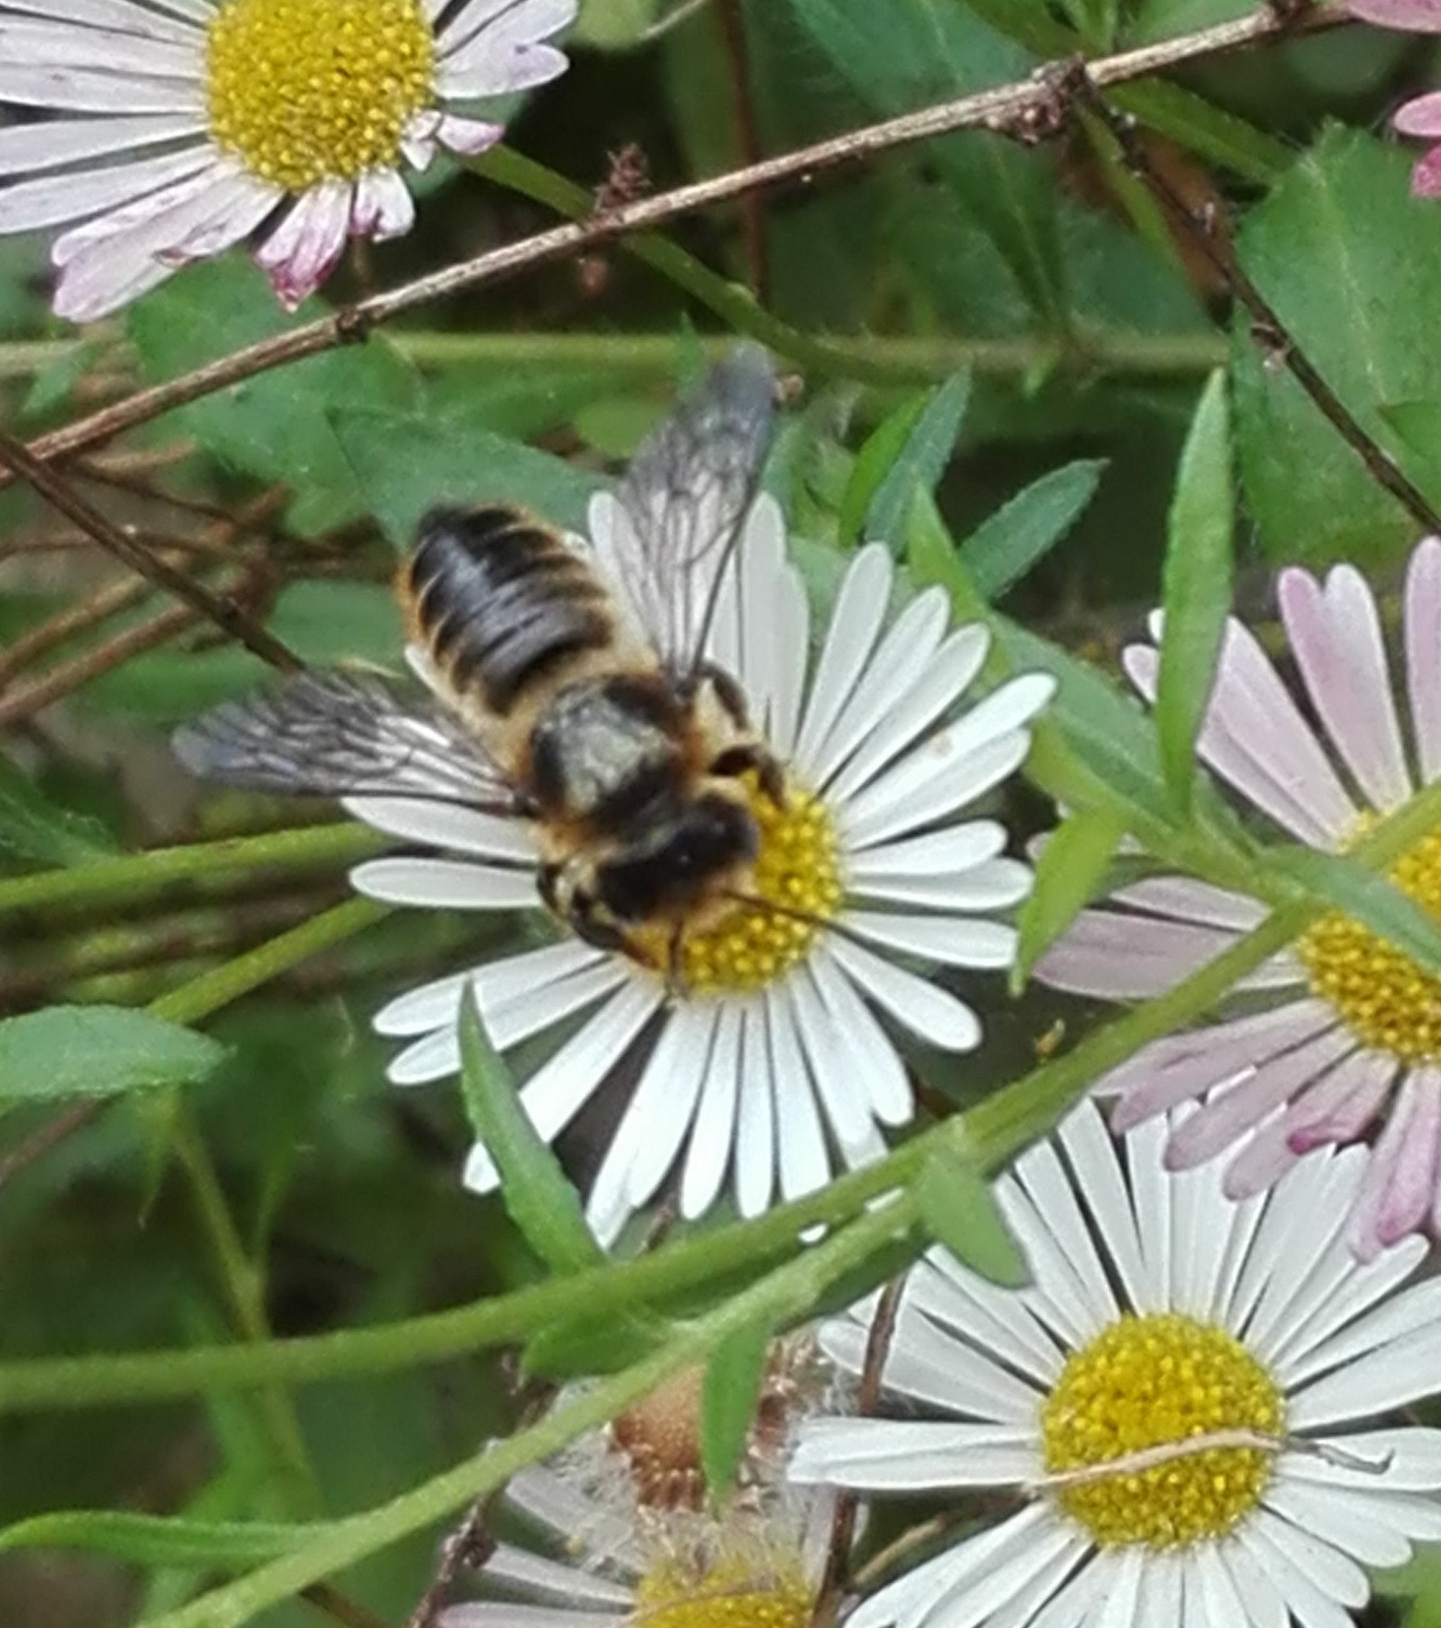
(4, 3, 1345, 492)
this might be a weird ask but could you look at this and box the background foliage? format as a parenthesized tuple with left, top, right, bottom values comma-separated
(5, 0, 1441, 1624)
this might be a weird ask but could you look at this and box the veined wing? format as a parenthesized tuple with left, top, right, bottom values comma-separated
(172, 670, 518, 812)
(592, 343, 777, 681)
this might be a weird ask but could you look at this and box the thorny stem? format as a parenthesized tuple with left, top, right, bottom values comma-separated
(1074, 72, 1441, 539)
(0, 427, 302, 671)
(5, 3, 1346, 485)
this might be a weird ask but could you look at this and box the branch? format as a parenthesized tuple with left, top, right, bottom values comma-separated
(8, 2, 1346, 483)
(1074, 71, 1441, 538)
(0, 429, 301, 671)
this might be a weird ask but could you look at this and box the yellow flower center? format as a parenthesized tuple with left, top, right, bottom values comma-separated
(1297, 825, 1441, 1061)
(632, 1552, 813, 1628)
(205, 0, 435, 191)
(679, 779, 842, 996)
(1041, 1313, 1283, 1548)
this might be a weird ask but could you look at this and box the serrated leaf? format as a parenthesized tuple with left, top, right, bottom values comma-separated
(917, 1147, 1030, 1287)
(1272, 848, 1441, 977)
(1156, 370, 1234, 817)
(965, 458, 1107, 602)
(0, 1512, 326, 1568)
(1014, 808, 1128, 990)
(0, 1007, 226, 1108)
(331, 399, 607, 546)
(866, 372, 972, 549)
(0, 758, 116, 866)
(700, 1323, 771, 1497)
(1232, 128, 1441, 566)
(458, 985, 604, 1275)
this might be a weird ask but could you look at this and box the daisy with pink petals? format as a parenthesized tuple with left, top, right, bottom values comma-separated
(1037, 538, 1441, 1259)
(1347, 0, 1441, 194)
(0, 0, 577, 321)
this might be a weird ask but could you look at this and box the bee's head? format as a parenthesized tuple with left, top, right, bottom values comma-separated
(595, 792, 758, 925)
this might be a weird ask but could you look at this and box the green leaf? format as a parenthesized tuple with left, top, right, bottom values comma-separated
(866, 372, 973, 549)
(458, 984, 605, 1275)
(331, 398, 607, 546)
(1014, 807, 1128, 990)
(787, 0, 1066, 326)
(1271, 848, 1441, 978)
(1232, 128, 1441, 566)
(700, 1323, 771, 1496)
(917, 1146, 1030, 1287)
(1156, 370, 1234, 817)
(0, 1512, 327, 1568)
(838, 393, 927, 548)
(0, 1006, 227, 1108)
(574, 0, 664, 45)
(965, 459, 1108, 602)
(522, 1312, 660, 1380)
(0, 758, 116, 866)
(1113, 82, 1290, 185)
(127, 259, 419, 537)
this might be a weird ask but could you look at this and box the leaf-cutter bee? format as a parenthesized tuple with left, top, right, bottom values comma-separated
(172, 346, 785, 978)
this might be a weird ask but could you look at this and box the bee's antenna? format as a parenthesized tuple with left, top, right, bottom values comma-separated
(720, 888, 873, 952)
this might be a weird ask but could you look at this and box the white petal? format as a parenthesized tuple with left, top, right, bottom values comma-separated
(256, 177, 352, 309)
(840, 729, 1034, 852)
(842, 910, 1016, 968)
(767, 985, 832, 1203)
(0, 141, 210, 233)
(372, 939, 601, 1034)
(1057, 1101, 1149, 1316)
(807, 947, 911, 1125)
(679, 1001, 744, 1219)
(823, 933, 982, 1052)
(847, 820, 1007, 882)
(789, 1417, 1033, 1490)
(0, 61, 201, 111)
(350, 856, 537, 910)
(795, 544, 893, 772)
(912, 1251, 1065, 1386)
(433, 112, 503, 157)
(1106, 874, 1267, 931)
(463, 982, 661, 1192)
(851, 856, 1033, 914)
(477, 1542, 633, 1606)
(734, 1002, 775, 1218)
(343, 795, 534, 861)
(1263, 1477, 1413, 1568)
(618, 1003, 719, 1208)
(0, 18, 201, 78)
(0, 0, 200, 43)
(783, 964, 874, 1146)
(1406, 536, 1441, 783)
(0, 111, 203, 176)
(350, 167, 415, 241)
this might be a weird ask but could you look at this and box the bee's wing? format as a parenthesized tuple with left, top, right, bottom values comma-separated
(602, 343, 777, 679)
(172, 670, 518, 812)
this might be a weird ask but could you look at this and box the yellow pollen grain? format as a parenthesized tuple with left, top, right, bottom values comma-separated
(632, 1554, 813, 1628)
(1041, 1313, 1283, 1549)
(1297, 824, 1441, 1062)
(205, 0, 435, 191)
(679, 779, 842, 996)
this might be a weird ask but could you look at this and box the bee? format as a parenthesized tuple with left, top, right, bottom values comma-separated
(172, 346, 783, 978)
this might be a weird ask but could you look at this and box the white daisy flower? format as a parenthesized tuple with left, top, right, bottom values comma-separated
(0, 0, 576, 320)
(1035, 539, 1441, 1258)
(173, 349, 1054, 1242)
(790, 1098, 1441, 1628)
(442, 1350, 838, 1628)
(358, 510, 1051, 1243)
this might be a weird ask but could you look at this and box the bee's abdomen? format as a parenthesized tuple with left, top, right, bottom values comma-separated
(405, 506, 614, 715)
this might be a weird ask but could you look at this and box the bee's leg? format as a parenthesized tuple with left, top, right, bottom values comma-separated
(708, 741, 786, 806)
(693, 660, 751, 730)
(664, 924, 689, 1000)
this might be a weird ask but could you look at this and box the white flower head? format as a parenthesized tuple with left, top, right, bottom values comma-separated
(442, 1345, 839, 1628)
(0, 0, 577, 320)
(790, 1099, 1441, 1628)
(1037, 539, 1441, 1258)
(353, 511, 1052, 1244)
(173, 348, 1054, 1242)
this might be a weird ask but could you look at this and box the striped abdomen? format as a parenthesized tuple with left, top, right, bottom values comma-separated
(403, 506, 616, 718)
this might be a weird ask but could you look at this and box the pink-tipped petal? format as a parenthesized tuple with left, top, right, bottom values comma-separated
(1396, 89, 1441, 137)
(1222, 1114, 1303, 1201)
(1164, 1026, 1358, 1170)
(1284, 1050, 1397, 1153)
(1346, 1071, 1440, 1258)
(1375, 1069, 1441, 1248)
(255, 177, 351, 309)
(1413, 143, 1441, 197)
(435, 113, 504, 156)
(1278, 564, 1411, 811)
(351, 168, 414, 241)
(1347, 0, 1441, 30)
(1407, 538, 1441, 782)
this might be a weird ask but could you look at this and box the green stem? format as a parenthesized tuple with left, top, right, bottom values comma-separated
(391, 328, 1227, 382)
(140, 1190, 917, 1628)
(147, 898, 389, 1027)
(0, 824, 383, 917)
(0, 872, 1344, 1418)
